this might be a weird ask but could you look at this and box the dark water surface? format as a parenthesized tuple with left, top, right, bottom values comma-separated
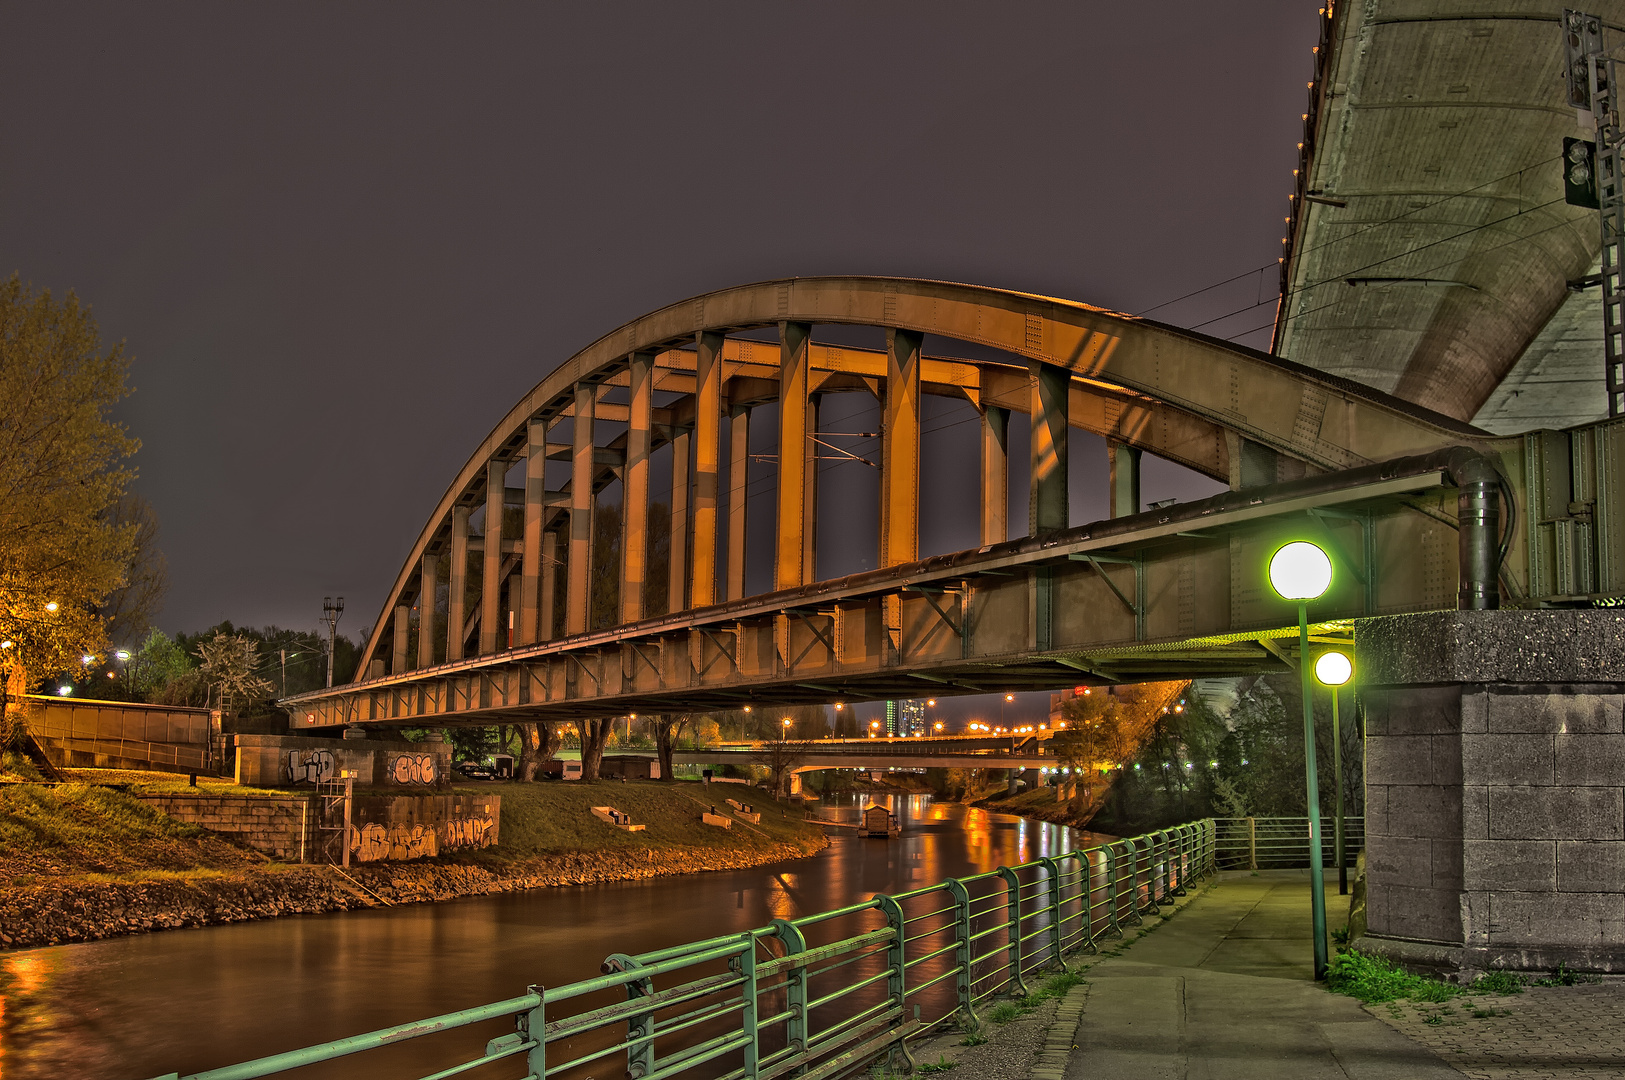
(0, 793, 1101, 1080)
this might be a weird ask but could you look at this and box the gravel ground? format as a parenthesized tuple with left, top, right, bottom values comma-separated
(873, 995, 1064, 1080)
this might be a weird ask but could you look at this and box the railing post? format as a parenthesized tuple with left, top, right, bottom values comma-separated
(872, 894, 915, 1075)
(523, 986, 547, 1079)
(771, 918, 809, 1074)
(996, 866, 1028, 995)
(947, 878, 982, 1034)
(1170, 826, 1189, 896)
(602, 952, 656, 1079)
(1248, 816, 1257, 871)
(728, 933, 759, 1077)
(1102, 844, 1124, 938)
(1137, 837, 1161, 915)
(1039, 856, 1065, 968)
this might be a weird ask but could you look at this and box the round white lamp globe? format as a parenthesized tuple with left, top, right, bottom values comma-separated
(1314, 650, 1353, 687)
(1268, 541, 1333, 601)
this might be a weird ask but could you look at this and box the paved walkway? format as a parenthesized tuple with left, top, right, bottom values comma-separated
(1060, 870, 1462, 1079)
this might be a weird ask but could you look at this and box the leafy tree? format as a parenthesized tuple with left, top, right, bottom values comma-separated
(0, 275, 142, 712)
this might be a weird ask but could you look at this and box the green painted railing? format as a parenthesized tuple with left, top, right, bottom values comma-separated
(1212, 816, 1364, 871)
(146, 820, 1217, 1080)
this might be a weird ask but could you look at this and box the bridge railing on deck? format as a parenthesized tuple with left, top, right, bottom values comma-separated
(1212, 816, 1365, 871)
(147, 820, 1218, 1080)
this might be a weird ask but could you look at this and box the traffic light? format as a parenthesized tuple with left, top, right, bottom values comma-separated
(1566, 137, 1600, 209)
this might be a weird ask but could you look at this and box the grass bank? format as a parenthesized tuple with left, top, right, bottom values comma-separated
(0, 763, 828, 950)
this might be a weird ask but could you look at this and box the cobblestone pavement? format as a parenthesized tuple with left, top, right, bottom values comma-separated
(1372, 983, 1625, 1079)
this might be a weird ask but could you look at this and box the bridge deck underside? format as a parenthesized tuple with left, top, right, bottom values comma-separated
(288, 467, 1457, 728)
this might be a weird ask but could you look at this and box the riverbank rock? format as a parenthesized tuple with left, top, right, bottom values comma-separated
(0, 833, 828, 951)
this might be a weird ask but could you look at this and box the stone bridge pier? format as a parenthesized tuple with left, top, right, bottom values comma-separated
(1356, 609, 1625, 976)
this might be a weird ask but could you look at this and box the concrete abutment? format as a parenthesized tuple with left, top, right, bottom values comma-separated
(1356, 608, 1625, 975)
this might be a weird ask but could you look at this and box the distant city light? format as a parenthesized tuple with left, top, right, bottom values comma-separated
(57, 686, 71, 696)
(115, 650, 130, 661)
(45, 602, 59, 613)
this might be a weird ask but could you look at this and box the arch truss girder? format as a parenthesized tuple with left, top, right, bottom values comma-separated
(296, 460, 1459, 728)
(352, 276, 1497, 683)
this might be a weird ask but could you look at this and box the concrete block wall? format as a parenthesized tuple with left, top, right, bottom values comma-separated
(1358, 609, 1625, 974)
(139, 793, 318, 861)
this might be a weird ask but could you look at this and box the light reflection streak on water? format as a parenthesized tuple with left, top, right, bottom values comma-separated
(0, 793, 1104, 1080)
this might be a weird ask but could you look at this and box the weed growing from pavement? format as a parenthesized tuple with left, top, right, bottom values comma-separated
(916, 1056, 957, 1073)
(958, 1032, 987, 1047)
(987, 1001, 1021, 1025)
(1327, 950, 1531, 1005)
(1532, 963, 1601, 987)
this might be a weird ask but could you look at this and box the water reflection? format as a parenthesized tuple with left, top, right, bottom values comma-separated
(0, 793, 1106, 1080)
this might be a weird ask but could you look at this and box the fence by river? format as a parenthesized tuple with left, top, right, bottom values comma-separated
(145, 815, 1361, 1080)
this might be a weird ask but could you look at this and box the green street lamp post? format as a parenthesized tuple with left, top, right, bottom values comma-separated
(1315, 650, 1354, 896)
(1268, 540, 1333, 980)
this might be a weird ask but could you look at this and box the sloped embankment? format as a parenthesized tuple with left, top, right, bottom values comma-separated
(0, 777, 828, 950)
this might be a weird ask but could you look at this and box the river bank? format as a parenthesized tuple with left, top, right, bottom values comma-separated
(0, 770, 828, 951)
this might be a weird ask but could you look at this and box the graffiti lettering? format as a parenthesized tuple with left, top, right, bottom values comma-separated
(286, 749, 336, 784)
(442, 814, 495, 850)
(347, 821, 439, 862)
(389, 754, 438, 785)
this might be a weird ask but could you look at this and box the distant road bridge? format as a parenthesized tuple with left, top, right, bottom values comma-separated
(672, 735, 1059, 775)
(283, 276, 1540, 730)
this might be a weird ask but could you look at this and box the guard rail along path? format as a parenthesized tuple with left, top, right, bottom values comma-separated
(145, 819, 1245, 1080)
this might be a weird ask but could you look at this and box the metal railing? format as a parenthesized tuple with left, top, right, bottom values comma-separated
(1212, 816, 1364, 871)
(147, 820, 1217, 1080)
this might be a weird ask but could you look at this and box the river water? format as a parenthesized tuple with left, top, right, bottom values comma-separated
(0, 792, 1102, 1080)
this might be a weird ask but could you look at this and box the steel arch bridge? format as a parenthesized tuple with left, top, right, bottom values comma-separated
(285, 276, 1517, 729)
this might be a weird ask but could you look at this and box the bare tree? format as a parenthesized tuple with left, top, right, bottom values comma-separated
(95, 494, 168, 647)
(762, 738, 812, 798)
(574, 717, 614, 781)
(196, 631, 274, 716)
(652, 713, 693, 782)
(515, 720, 562, 780)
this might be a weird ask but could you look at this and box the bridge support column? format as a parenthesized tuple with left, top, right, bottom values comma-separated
(1356, 609, 1625, 976)
(481, 460, 505, 654)
(804, 393, 818, 582)
(1029, 361, 1068, 535)
(622, 352, 654, 624)
(776, 321, 811, 590)
(519, 417, 548, 645)
(416, 552, 437, 667)
(1108, 442, 1141, 518)
(669, 429, 690, 613)
(727, 406, 749, 600)
(540, 529, 558, 640)
(692, 331, 723, 608)
(447, 505, 470, 661)
(567, 383, 596, 636)
(392, 604, 409, 674)
(980, 406, 1008, 546)
(881, 328, 922, 567)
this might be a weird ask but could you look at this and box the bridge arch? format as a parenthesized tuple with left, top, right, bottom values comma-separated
(354, 275, 1492, 682)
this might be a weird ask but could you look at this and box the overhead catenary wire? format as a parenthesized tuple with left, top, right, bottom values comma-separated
(1221, 211, 1586, 344)
(1134, 154, 1562, 319)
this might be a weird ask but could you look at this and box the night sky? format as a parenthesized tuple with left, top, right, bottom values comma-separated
(3, 4, 1320, 724)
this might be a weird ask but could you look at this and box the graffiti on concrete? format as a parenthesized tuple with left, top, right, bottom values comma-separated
(443, 814, 495, 849)
(286, 749, 336, 784)
(389, 753, 438, 785)
(346, 814, 495, 862)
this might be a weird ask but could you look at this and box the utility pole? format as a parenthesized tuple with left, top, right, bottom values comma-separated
(1563, 10, 1625, 416)
(321, 597, 344, 688)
